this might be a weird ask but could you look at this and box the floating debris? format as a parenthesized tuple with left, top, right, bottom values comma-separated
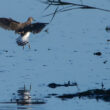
(3, 50, 8, 53)
(48, 93, 58, 96)
(34, 49, 38, 52)
(45, 93, 58, 98)
(48, 81, 77, 88)
(101, 82, 105, 89)
(105, 26, 110, 32)
(48, 48, 51, 51)
(73, 50, 78, 52)
(45, 29, 49, 33)
(107, 39, 110, 42)
(42, 64, 47, 67)
(103, 60, 107, 64)
(93, 52, 102, 56)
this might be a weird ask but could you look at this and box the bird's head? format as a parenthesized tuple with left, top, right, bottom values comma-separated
(27, 17, 35, 23)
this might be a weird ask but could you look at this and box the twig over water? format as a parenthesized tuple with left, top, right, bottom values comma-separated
(43, 0, 110, 22)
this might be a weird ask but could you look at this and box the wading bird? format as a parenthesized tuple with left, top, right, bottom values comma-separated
(0, 17, 48, 49)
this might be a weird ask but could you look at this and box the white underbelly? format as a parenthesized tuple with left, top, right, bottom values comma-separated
(16, 32, 31, 46)
(22, 32, 31, 41)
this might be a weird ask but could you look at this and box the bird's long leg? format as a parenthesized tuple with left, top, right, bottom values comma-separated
(23, 46, 24, 50)
(28, 42, 31, 49)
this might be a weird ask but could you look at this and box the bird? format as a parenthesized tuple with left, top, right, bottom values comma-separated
(0, 17, 48, 49)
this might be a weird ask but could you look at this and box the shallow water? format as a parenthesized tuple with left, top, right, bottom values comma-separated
(0, 0, 110, 110)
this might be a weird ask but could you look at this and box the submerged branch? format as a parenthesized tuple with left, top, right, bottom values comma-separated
(50, 6, 59, 22)
(43, 0, 110, 16)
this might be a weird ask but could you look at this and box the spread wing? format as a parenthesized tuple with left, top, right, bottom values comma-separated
(0, 18, 20, 31)
(18, 22, 48, 34)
